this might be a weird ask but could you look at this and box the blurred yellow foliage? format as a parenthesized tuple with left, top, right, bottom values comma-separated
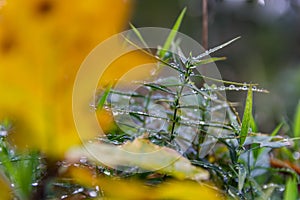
(0, 0, 146, 157)
(0, 174, 11, 200)
(68, 166, 224, 200)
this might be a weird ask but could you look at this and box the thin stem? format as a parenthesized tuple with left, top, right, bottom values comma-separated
(143, 89, 153, 128)
(202, 0, 208, 49)
(169, 67, 192, 141)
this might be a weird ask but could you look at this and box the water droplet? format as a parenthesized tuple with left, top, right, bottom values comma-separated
(11, 183, 15, 188)
(103, 170, 111, 176)
(252, 86, 257, 91)
(79, 157, 87, 164)
(228, 85, 235, 90)
(262, 185, 268, 189)
(32, 182, 38, 186)
(219, 86, 225, 91)
(112, 110, 119, 116)
(73, 187, 84, 194)
(61, 195, 68, 199)
(89, 191, 98, 197)
(278, 186, 285, 192)
(0, 130, 7, 136)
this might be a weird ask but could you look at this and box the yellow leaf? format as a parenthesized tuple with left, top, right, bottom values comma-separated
(67, 138, 209, 181)
(0, 0, 136, 157)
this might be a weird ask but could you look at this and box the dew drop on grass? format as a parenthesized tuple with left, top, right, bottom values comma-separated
(242, 83, 248, 90)
(0, 130, 7, 136)
(278, 186, 285, 192)
(112, 110, 119, 116)
(89, 190, 98, 197)
(219, 86, 226, 91)
(73, 187, 84, 194)
(79, 157, 87, 164)
(103, 170, 111, 176)
(32, 182, 38, 186)
(228, 85, 235, 90)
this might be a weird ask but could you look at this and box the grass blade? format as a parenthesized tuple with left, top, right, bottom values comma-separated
(191, 57, 226, 66)
(284, 177, 298, 200)
(271, 122, 283, 136)
(249, 113, 258, 133)
(238, 165, 247, 192)
(129, 23, 150, 51)
(239, 85, 253, 147)
(144, 83, 176, 95)
(294, 100, 300, 138)
(194, 36, 241, 60)
(96, 84, 112, 110)
(158, 7, 186, 59)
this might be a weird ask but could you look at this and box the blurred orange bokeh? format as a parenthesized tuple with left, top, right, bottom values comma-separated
(0, 0, 157, 157)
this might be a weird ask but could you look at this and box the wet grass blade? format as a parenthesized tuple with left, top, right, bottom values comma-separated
(239, 85, 253, 147)
(194, 36, 241, 60)
(238, 165, 247, 193)
(122, 35, 185, 73)
(294, 100, 300, 138)
(191, 57, 226, 66)
(190, 75, 259, 86)
(144, 83, 176, 95)
(96, 84, 112, 110)
(158, 7, 186, 59)
(129, 23, 150, 51)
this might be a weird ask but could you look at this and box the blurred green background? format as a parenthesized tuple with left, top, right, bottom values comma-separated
(131, 0, 300, 133)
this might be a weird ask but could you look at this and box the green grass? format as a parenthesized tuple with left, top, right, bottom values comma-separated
(0, 9, 299, 200)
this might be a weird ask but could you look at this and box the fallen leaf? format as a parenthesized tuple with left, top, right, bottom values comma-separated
(66, 138, 209, 181)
